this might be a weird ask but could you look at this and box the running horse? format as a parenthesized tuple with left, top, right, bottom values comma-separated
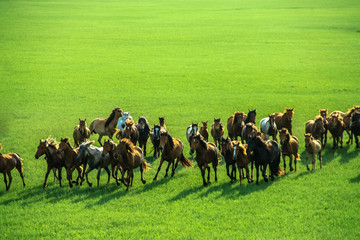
(211, 118, 224, 150)
(89, 108, 123, 146)
(150, 125, 162, 159)
(227, 112, 246, 141)
(73, 119, 91, 148)
(186, 123, 199, 155)
(273, 108, 294, 135)
(121, 119, 139, 146)
(136, 116, 151, 157)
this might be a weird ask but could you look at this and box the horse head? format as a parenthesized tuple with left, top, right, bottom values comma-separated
(79, 119, 87, 134)
(285, 108, 294, 120)
(159, 131, 174, 149)
(35, 139, 48, 159)
(76, 141, 94, 162)
(314, 116, 325, 133)
(247, 109, 257, 123)
(191, 134, 207, 151)
(220, 137, 231, 154)
(279, 128, 290, 145)
(202, 121, 208, 128)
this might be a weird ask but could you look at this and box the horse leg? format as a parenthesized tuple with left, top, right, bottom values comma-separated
(104, 166, 111, 184)
(140, 166, 146, 184)
(98, 135, 103, 146)
(96, 167, 102, 187)
(245, 165, 252, 183)
(355, 135, 360, 148)
(306, 152, 310, 171)
(171, 158, 178, 177)
(232, 163, 237, 181)
(58, 167, 62, 187)
(262, 164, 268, 182)
(312, 154, 316, 171)
(319, 152, 322, 169)
(3, 173, 7, 190)
(153, 158, 165, 180)
(251, 160, 254, 181)
(6, 171, 12, 191)
(75, 166, 83, 185)
(200, 166, 207, 186)
(333, 137, 336, 150)
(52, 168, 57, 182)
(324, 129, 327, 144)
(226, 163, 231, 181)
(282, 155, 287, 173)
(289, 155, 294, 172)
(86, 166, 94, 187)
(206, 166, 211, 184)
(144, 143, 147, 157)
(255, 164, 260, 185)
(130, 170, 134, 186)
(43, 166, 51, 188)
(346, 129, 352, 144)
(340, 133, 344, 148)
(164, 161, 171, 178)
(66, 168, 73, 188)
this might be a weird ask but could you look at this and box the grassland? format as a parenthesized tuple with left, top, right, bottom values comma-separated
(0, 0, 360, 239)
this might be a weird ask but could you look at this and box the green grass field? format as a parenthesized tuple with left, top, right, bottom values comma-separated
(1, 0, 360, 239)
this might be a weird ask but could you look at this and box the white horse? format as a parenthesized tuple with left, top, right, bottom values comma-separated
(117, 112, 133, 131)
(260, 114, 278, 141)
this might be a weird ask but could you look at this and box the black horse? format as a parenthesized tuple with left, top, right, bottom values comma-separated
(246, 136, 280, 185)
(136, 116, 151, 157)
(150, 125, 161, 159)
(245, 109, 257, 125)
(351, 112, 360, 148)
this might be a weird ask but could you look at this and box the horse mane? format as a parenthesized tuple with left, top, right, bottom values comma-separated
(45, 137, 59, 148)
(105, 109, 116, 127)
(122, 139, 134, 153)
(161, 132, 174, 148)
(314, 116, 323, 122)
(346, 106, 360, 116)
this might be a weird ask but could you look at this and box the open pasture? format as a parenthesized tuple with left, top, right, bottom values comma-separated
(1, 0, 360, 239)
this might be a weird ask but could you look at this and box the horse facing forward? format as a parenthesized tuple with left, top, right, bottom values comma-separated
(227, 112, 245, 141)
(0, 144, 26, 191)
(186, 123, 199, 155)
(260, 114, 278, 141)
(121, 119, 139, 146)
(211, 118, 224, 150)
(73, 119, 91, 148)
(153, 131, 192, 180)
(200, 121, 209, 141)
(273, 108, 294, 135)
(89, 108, 123, 146)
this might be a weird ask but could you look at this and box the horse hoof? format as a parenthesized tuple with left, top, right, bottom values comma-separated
(153, 177, 158, 181)
(264, 178, 268, 182)
(88, 183, 93, 187)
(142, 180, 146, 184)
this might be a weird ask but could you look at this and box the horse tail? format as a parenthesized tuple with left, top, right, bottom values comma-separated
(13, 153, 24, 172)
(142, 160, 151, 172)
(179, 153, 193, 168)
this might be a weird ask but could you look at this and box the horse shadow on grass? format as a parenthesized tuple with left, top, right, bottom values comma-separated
(349, 174, 360, 183)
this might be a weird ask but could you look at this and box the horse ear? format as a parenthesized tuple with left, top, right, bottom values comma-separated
(168, 134, 174, 148)
(79, 118, 81, 121)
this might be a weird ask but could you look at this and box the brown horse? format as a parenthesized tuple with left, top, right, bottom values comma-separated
(57, 138, 83, 187)
(0, 144, 26, 191)
(114, 139, 150, 191)
(211, 118, 224, 150)
(279, 128, 300, 172)
(35, 138, 65, 188)
(273, 108, 294, 135)
(304, 133, 322, 171)
(89, 108, 123, 146)
(186, 123, 199, 155)
(241, 122, 258, 143)
(328, 113, 345, 149)
(73, 119, 91, 148)
(232, 141, 253, 185)
(102, 139, 123, 185)
(191, 134, 219, 186)
(305, 116, 325, 143)
(227, 112, 245, 140)
(154, 131, 192, 180)
(330, 106, 360, 144)
(220, 137, 237, 182)
(245, 109, 257, 125)
(200, 121, 209, 141)
(319, 109, 328, 146)
(121, 119, 139, 145)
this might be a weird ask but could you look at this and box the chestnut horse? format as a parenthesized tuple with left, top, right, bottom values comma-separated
(89, 108, 123, 146)
(191, 134, 219, 186)
(35, 138, 65, 188)
(211, 118, 224, 150)
(73, 118, 91, 148)
(273, 108, 294, 135)
(304, 133, 322, 171)
(200, 121, 209, 141)
(114, 139, 150, 191)
(102, 139, 123, 185)
(121, 119, 139, 146)
(279, 128, 300, 172)
(57, 138, 83, 187)
(232, 141, 253, 185)
(0, 144, 26, 191)
(154, 131, 192, 180)
(227, 112, 245, 141)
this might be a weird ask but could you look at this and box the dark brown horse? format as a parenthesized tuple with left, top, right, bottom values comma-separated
(0, 144, 26, 191)
(279, 128, 300, 172)
(245, 109, 257, 125)
(220, 137, 236, 182)
(273, 108, 294, 135)
(241, 122, 258, 143)
(89, 108, 123, 146)
(200, 121, 209, 141)
(232, 141, 253, 185)
(227, 112, 245, 140)
(186, 123, 199, 155)
(191, 134, 219, 186)
(328, 113, 345, 149)
(150, 125, 162, 159)
(159, 117, 167, 132)
(211, 118, 224, 150)
(102, 139, 123, 185)
(319, 109, 328, 146)
(73, 119, 91, 148)
(154, 131, 192, 180)
(35, 138, 65, 188)
(351, 111, 360, 148)
(114, 139, 150, 191)
(57, 138, 83, 187)
(136, 116, 150, 157)
(121, 119, 139, 146)
(330, 106, 360, 145)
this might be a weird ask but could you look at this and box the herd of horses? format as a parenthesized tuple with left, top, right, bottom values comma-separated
(1, 106, 360, 192)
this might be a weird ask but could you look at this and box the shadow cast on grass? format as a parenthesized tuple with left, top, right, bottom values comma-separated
(349, 174, 360, 183)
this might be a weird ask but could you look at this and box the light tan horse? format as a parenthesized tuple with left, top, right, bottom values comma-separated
(73, 119, 91, 148)
(89, 108, 123, 146)
(114, 139, 150, 191)
(0, 144, 26, 191)
(304, 133, 322, 171)
(153, 131, 192, 180)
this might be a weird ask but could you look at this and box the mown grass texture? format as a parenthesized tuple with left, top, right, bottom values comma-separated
(0, 0, 360, 239)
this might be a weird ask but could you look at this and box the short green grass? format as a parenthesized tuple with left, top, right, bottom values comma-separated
(1, 0, 360, 239)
